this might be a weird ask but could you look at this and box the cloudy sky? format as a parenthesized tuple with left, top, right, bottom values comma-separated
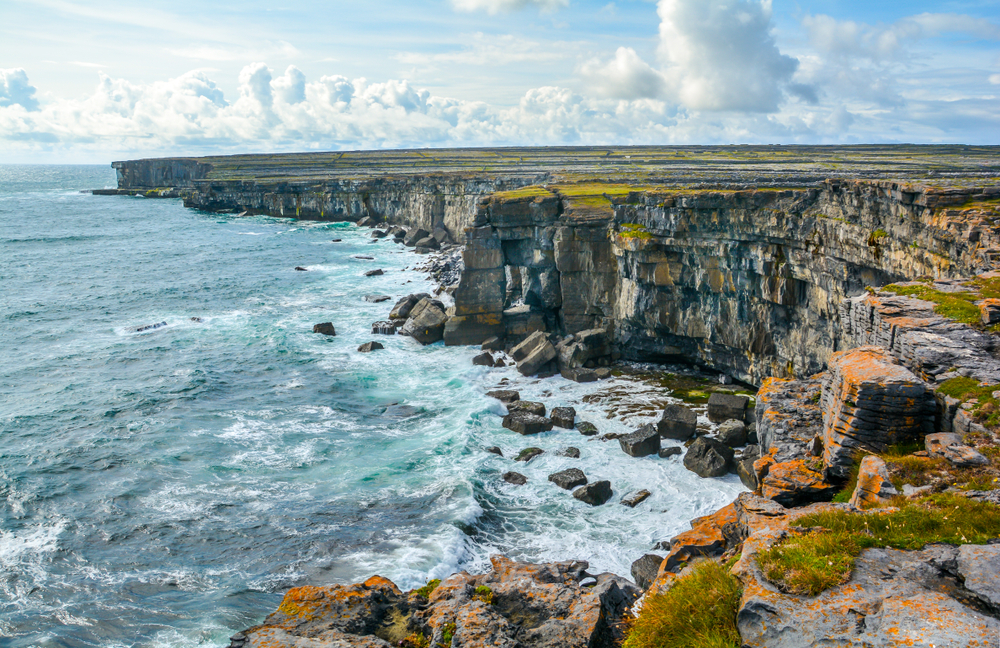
(1, 0, 999, 162)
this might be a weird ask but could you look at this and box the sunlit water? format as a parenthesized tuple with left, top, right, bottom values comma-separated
(0, 165, 744, 647)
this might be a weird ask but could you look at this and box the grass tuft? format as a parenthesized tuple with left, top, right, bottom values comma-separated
(937, 376, 1000, 430)
(413, 579, 441, 599)
(622, 559, 742, 648)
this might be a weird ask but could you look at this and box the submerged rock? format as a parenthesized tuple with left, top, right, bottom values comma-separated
(503, 471, 527, 485)
(576, 421, 599, 436)
(357, 341, 384, 353)
(515, 447, 544, 462)
(620, 490, 651, 508)
(364, 269, 384, 277)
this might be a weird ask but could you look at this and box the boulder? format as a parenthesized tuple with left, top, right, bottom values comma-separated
(659, 503, 739, 574)
(512, 331, 557, 377)
(370, 229, 388, 239)
(371, 321, 396, 335)
(761, 459, 839, 507)
(414, 236, 440, 251)
(357, 341, 384, 353)
(620, 490, 651, 508)
(576, 421, 598, 436)
(312, 322, 336, 336)
(659, 447, 682, 458)
(619, 424, 660, 458)
(389, 293, 431, 320)
(657, 404, 697, 440)
(548, 468, 588, 490)
(550, 407, 576, 429)
(486, 390, 520, 403)
(481, 336, 503, 351)
(294, 266, 307, 271)
(503, 471, 527, 485)
(443, 313, 506, 347)
(364, 269, 384, 277)
(561, 367, 598, 383)
(511, 331, 549, 362)
(707, 392, 750, 423)
(925, 432, 990, 467)
(630, 554, 663, 590)
(556, 328, 612, 370)
(472, 352, 495, 367)
(508, 401, 546, 417)
(399, 298, 447, 344)
(486, 446, 503, 457)
(356, 216, 376, 227)
(503, 412, 553, 435)
(364, 294, 391, 303)
(573, 481, 613, 506)
(683, 437, 734, 478)
(848, 455, 899, 509)
(561, 447, 581, 459)
(980, 298, 1000, 325)
(514, 447, 544, 462)
(716, 419, 747, 447)
(736, 445, 760, 490)
(402, 228, 430, 246)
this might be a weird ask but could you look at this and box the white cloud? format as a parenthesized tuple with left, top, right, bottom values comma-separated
(0, 69, 40, 111)
(990, 74, 1000, 85)
(396, 33, 567, 67)
(578, 47, 666, 100)
(450, 0, 568, 14)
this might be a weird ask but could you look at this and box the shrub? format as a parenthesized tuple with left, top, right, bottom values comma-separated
(413, 579, 441, 599)
(472, 585, 493, 605)
(622, 559, 742, 648)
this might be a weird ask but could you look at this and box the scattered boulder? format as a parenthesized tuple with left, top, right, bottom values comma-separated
(486, 446, 503, 457)
(573, 480, 613, 506)
(716, 419, 747, 447)
(561, 367, 598, 383)
(561, 447, 581, 459)
(849, 455, 899, 509)
(312, 322, 336, 336)
(707, 392, 750, 423)
(357, 341, 384, 353)
(399, 298, 447, 344)
(132, 321, 167, 333)
(503, 412, 553, 435)
(619, 424, 661, 458)
(371, 321, 396, 335)
(657, 404, 697, 440)
(481, 336, 503, 351)
(370, 229, 388, 239)
(736, 445, 760, 490)
(761, 459, 839, 507)
(402, 228, 430, 247)
(503, 471, 527, 485)
(550, 407, 576, 429)
(294, 266, 308, 271)
(414, 236, 440, 251)
(621, 490, 651, 508)
(389, 293, 431, 320)
(353, 255, 375, 260)
(594, 368, 612, 380)
(515, 447, 544, 462)
(472, 352, 496, 367)
(364, 269, 384, 277)
(683, 437, 734, 478)
(630, 554, 663, 590)
(659, 447, 682, 459)
(364, 294, 391, 303)
(331, 238, 342, 242)
(556, 328, 612, 370)
(486, 389, 520, 403)
(577, 421, 599, 436)
(508, 401, 546, 417)
(925, 432, 990, 467)
(548, 468, 588, 490)
(511, 331, 557, 377)
(356, 216, 376, 227)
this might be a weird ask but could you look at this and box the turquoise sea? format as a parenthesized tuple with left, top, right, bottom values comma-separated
(0, 165, 743, 647)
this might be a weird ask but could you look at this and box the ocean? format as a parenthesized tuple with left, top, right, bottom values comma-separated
(0, 165, 744, 647)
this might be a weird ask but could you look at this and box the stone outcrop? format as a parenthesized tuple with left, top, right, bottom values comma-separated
(399, 298, 448, 344)
(657, 404, 697, 440)
(925, 432, 990, 467)
(683, 437, 734, 478)
(848, 455, 899, 509)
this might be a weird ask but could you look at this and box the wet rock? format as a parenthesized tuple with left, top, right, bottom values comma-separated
(402, 228, 430, 247)
(508, 401, 546, 416)
(630, 554, 663, 590)
(481, 336, 503, 351)
(849, 455, 899, 509)
(399, 298, 447, 344)
(746, 421, 758, 444)
(371, 321, 396, 335)
(512, 331, 557, 377)
(561, 447, 581, 458)
(556, 328, 612, 370)
(561, 367, 598, 383)
(353, 255, 375, 260)
(594, 368, 612, 380)
(357, 341, 384, 353)
(132, 321, 167, 333)
(503, 412, 553, 435)
(925, 432, 990, 467)
(313, 322, 337, 336)
(548, 468, 587, 490)
(486, 390, 520, 403)
(370, 229, 388, 239)
(357, 216, 376, 227)
(620, 490, 651, 508)
(576, 421, 598, 436)
(503, 471, 527, 485)
(707, 392, 750, 423)
(389, 293, 431, 320)
(472, 352, 496, 367)
(683, 437, 734, 478)
(364, 269, 384, 277)
(659, 503, 739, 574)
(294, 266, 308, 271)
(414, 236, 440, 251)
(736, 445, 761, 490)
(550, 407, 576, 429)
(761, 459, 839, 507)
(486, 446, 503, 457)
(515, 447, 544, 462)
(657, 404, 697, 440)
(619, 424, 660, 458)
(331, 238, 342, 242)
(659, 447, 682, 458)
(364, 294, 391, 303)
(717, 419, 747, 447)
(573, 480, 612, 506)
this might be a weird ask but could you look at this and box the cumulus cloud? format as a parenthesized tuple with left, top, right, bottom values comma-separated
(579, 47, 666, 100)
(0, 69, 40, 111)
(450, 0, 567, 14)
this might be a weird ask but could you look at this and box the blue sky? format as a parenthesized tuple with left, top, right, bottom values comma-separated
(1, 0, 999, 162)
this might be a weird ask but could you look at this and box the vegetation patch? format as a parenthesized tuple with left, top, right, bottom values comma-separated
(413, 579, 441, 599)
(401, 633, 431, 648)
(881, 283, 983, 326)
(472, 585, 494, 605)
(622, 559, 743, 648)
(493, 186, 553, 201)
(867, 228, 888, 247)
(618, 223, 654, 240)
(937, 376, 1000, 430)
(757, 494, 1000, 596)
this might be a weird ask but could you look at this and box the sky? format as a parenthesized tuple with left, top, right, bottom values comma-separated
(1, 0, 999, 163)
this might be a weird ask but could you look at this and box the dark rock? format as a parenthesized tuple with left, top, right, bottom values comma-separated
(486, 446, 503, 457)
(576, 421, 599, 436)
(683, 437, 735, 478)
(353, 255, 374, 260)
(481, 336, 503, 351)
(389, 293, 431, 320)
(294, 266, 308, 271)
(364, 269, 384, 277)
(736, 446, 760, 490)
(383, 404, 422, 418)
(312, 322, 336, 336)
(548, 468, 587, 490)
(561, 447, 581, 458)
(356, 216, 376, 227)
(550, 407, 576, 429)
(371, 229, 388, 239)
(403, 228, 430, 247)
(486, 389, 520, 403)
(619, 424, 661, 458)
(512, 331, 557, 376)
(717, 419, 747, 447)
(364, 294, 391, 303)
(573, 480, 613, 506)
(657, 404, 697, 440)
(515, 447, 544, 462)
(621, 490, 652, 508)
(371, 321, 396, 335)
(132, 321, 167, 333)
(746, 421, 758, 445)
(503, 412, 553, 435)
(399, 298, 447, 344)
(414, 236, 440, 250)
(330, 238, 342, 242)
(190, 317, 203, 322)
(600, 433, 624, 442)
(594, 367, 613, 380)
(508, 400, 546, 417)
(503, 471, 527, 485)
(707, 392, 750, 423)
(357, 341, 384, 353)
(631, 554, 663, 590)
(561, 367, 598, 383)
(659, 446, 682, 458)
(472, 352, 496, 367)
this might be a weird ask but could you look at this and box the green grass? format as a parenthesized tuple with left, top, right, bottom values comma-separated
(618, 222, 654, 240)
(881, 283, 982, 325)
(937, 376, 1000, 429)
(622, 559, 742, 648)
(413, 579, 441, 599)
(472, 585, 494, 604)
(492, 186, 553, 200)
(756, 494, 1000, 596)
(867, 228, 888, 246)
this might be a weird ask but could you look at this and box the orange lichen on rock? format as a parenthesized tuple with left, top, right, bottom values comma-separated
(760, 459, 838, 507)
(657, 502, 738, 575)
